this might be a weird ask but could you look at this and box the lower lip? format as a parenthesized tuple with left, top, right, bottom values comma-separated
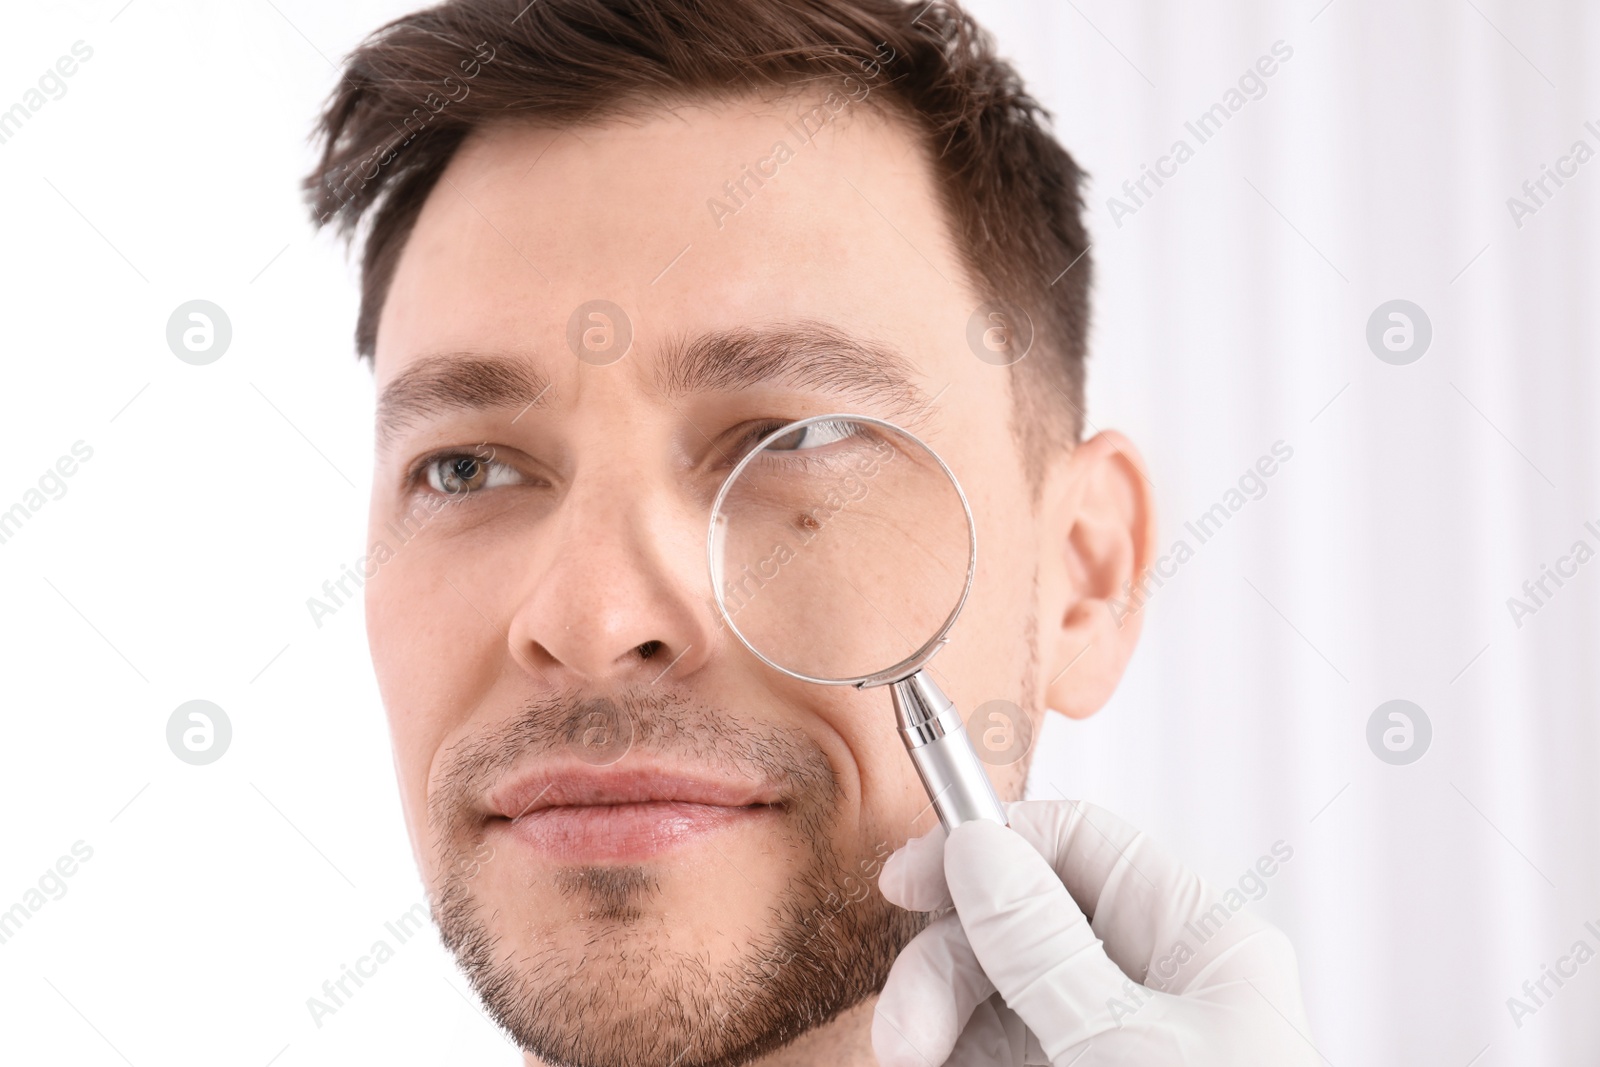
(498, 801, 776, 863)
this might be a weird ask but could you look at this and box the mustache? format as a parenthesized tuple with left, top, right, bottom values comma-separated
(427, 686, 838, 835)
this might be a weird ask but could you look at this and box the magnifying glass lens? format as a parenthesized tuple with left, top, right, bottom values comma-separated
(710, 416, 972, 683)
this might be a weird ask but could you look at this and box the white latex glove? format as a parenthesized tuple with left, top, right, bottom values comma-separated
(873, 800, 1319, 1066)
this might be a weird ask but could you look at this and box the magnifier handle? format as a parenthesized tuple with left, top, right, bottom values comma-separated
(891, 672, 1009, 829)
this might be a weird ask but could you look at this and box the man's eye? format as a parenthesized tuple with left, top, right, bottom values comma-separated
(423, 453, 524, 495)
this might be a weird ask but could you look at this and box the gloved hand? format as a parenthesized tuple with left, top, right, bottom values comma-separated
(872, 800, 1319, 1066)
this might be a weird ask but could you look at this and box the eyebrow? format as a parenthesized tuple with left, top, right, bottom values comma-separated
(376, 354, 554, 453)
(375, 322, 933, 450)
(655, 321, 933, 420)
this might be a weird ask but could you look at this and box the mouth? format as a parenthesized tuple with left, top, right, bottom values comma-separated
(483, 765, 784, 864)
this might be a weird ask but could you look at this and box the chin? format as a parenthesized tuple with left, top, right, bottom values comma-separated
(429, 826, 921, 1067)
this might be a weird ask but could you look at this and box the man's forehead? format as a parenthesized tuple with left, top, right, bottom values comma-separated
(372, 92, 980, 391)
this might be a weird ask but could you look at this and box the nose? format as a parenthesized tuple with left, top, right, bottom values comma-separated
(507, 472, 718, 688)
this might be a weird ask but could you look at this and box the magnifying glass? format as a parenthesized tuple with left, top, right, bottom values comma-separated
(708, 413, 1008, 829)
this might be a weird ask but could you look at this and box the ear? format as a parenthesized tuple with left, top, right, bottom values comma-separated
(1037, 430, 1158, 719)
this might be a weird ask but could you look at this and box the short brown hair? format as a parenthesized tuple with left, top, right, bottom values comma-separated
(305, 0, 1092, 448)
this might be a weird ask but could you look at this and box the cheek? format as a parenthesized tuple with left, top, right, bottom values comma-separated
(860, 697, 938, 841)
(936, 499, 1042, 800)
(817, 490, 1042, 836)
(783, 675, 936, 846)
(364, 519, 506, 855)
(950, 496, 1037, 673)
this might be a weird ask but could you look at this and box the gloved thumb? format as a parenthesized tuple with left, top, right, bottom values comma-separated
(943, 819, 1137, 1060)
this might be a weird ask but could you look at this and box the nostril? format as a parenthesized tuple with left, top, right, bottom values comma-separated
(635, 641, 663, 660)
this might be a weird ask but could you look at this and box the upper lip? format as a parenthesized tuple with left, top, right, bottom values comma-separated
(485, 763, 783, 821)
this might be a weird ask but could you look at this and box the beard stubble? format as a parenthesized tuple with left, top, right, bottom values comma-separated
(426, 687, 927, 1067)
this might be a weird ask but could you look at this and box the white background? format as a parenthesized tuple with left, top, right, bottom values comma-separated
(0, 1, 1595, 1065)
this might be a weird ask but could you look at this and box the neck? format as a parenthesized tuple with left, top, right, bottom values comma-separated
(520, 996, 880, 1067)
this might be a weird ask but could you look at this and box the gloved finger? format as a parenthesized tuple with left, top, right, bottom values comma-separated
(877, 822, 952, 912)
(943, 994, 1029, 1067)
(1003, 800, 1303, 1003)
(872, 913, 995, 1067)
(943, 818, 1139, 1060)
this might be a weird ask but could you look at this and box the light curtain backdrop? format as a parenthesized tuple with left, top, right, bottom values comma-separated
(0, 1, 1594, 1065)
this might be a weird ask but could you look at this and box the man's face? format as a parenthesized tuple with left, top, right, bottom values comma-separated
(366, 93, 1050, 1065)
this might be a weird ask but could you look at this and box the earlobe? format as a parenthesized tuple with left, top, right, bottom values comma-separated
(1036, 431, 1158, 719)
